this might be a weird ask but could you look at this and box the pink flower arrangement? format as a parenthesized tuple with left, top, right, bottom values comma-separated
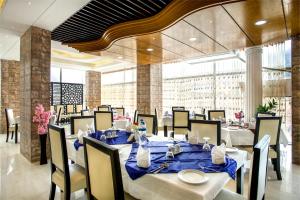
(235, 111, 244, 120)
(32, 104, 52, 135)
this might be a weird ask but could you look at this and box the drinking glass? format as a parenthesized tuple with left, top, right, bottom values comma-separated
(202, 137, 211, 151)
(100, 134, 106, 142)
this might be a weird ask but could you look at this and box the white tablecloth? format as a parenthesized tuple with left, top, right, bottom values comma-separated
(66, 136, 247, 200)
(222, 127, 289, 147)
(114, 119, 129, 129)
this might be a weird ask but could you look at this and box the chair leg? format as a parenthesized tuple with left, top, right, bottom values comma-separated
(271, 158, 277, 171)
(6, 128, 9, 142)
(170, 132, 174, 138)
(64, 190, 70, 200)
(49, 183, 56, 200)
(11, 131, 14, 139)
(275, 157, 282, 180)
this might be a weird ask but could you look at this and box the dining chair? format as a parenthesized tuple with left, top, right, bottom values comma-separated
(172, 106, 185, 111)
(94, 111, 113, 131)
(172, 110, 189, 138)
(112, 107, 125, 116)
(194, 114, 206, 120)
(154, 108, 158, 135)
(215, 135, 270, 200)
(208, 110, 226, 120)
(5, 108, 19, 143)
(254, 116, 282, 180)
(56, 105, 65, 115)
(137, 114, 156, 136)
(83, 136, 125, 200)
(56, 107, 62, 125)
(67, 105, 74, 114)
(76, 104, 83, 113)
(256, 112, 276, 117)
(98, 105, 111, 112)
(70, 116, 95, 135)
(133, 110, 138, 123)
(48, 124, 86, 200)
(189, 120, 221, 145)
(81, 109, 90, 116)
(50, 105, 55, 114)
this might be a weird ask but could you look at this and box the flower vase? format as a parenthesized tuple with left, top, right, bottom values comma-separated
(39, 133, 47, 165)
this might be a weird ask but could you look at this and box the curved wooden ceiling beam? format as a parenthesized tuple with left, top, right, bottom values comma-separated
(66, 0, 244, 52)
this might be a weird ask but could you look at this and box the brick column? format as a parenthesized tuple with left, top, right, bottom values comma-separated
(86, 71, 101, 109)
(137, 64, 151, 114)
(136, 63, 163, 116)
(0, 60, 20, 134)
(20, 26, 51, 162)
(292, 35, 300, 165)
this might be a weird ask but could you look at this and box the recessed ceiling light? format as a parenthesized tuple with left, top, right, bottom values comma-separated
(255, 20, 267, 26)
(28, 1, 32, 6)
(209, 20, 213, 24)
(146, 48, 154, 52)
(118, 56, 123, 59)
(189, 37, 197, 42)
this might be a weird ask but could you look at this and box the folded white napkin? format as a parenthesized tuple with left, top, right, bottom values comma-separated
(127, 133, 135, 142)
(136, 146, 151, 168)
(86, 123, 95, 133)
(78, 129, 87, 144)
(211, 143, 226, 164)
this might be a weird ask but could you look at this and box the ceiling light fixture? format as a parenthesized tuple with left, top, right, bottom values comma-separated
(28, 1, 31, 6)
(146, 48, 154, 52)
(118, 56, 123, 59)
(189, 37, 197, 42)
(255, 20, 267, 26)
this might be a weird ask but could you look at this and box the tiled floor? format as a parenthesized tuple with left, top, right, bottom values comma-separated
(1, 134, 300, 200)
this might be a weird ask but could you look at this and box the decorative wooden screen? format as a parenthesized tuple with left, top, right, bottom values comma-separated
(50, 82, 83, 105)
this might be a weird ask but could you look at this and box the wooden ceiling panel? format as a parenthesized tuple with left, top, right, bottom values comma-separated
(185, 5, 253, 51)
(162, 20, 227, 54)
(223, 0, 288, 45)
(283, 0, 300, 37)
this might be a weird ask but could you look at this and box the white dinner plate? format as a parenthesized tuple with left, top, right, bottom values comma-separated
(178, 169, 209, 185)
(226, 147, 239, 153)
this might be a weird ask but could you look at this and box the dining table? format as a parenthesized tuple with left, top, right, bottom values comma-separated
(162, 116, 289, 147)
(66, 135, 247, 200)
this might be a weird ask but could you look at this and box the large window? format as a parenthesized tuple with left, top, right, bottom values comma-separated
(101, 68, 136, 115)
(162, 56, 246, 119)
(262, 40, 291, 130)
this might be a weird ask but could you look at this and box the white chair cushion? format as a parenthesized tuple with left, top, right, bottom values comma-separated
(52, 164, 86, 192)
(214, 189, 245, 200)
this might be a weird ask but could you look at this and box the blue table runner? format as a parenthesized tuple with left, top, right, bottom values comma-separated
(74, 130, 133, 150)
(125, 141, 237, 180)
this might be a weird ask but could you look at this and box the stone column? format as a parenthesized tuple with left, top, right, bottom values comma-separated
(137, 64, 151, 114)
(136, 63, 163, 116)
(20, 26, 51, 162)
(0, 60, 20, 134)
(245, 46, 263, 121)
(85, 71, 101, 109)
(292, 35, 300, 165)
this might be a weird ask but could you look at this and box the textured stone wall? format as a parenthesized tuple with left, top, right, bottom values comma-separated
(292, 35, 300, 165)
(20, 26, 51, 162)
(150, 63, 162, 119)
(0, 60, 20, 134)
(136, 64, 163, 117)
(86, 71, 101, 109)
(137, 64, 151, 114)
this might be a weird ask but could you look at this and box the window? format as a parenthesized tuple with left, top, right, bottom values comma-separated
(101, 68, 136, 116)
(61, 68, 86, 84)
(262, 40, 291, 131)
(162, 56, 246, 119)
